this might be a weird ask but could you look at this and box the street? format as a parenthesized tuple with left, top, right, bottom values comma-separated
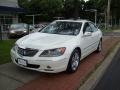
(94, 48, 120, 90)
(104, 32, 120, 37)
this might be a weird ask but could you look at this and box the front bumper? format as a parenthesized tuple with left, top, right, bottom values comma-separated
(9, 32, 27, 37)
(11, 49, 69, 73)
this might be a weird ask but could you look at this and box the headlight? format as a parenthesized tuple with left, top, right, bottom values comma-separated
(40, 47, 66, 57)
(23, 30, 27, 33)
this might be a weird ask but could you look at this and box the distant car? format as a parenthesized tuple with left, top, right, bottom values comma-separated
(11, 20, 102, 73)
(8, 23, 28, 38)
(29, 25, 35, 30)
(32, 23, 48, 33)
(31, 27, 42, 33)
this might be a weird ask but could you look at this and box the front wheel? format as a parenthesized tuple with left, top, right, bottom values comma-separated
(67, 49, 80, 73)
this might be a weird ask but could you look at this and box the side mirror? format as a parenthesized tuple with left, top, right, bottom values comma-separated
(84, 32, 92, 37)
(98, 28, 101, 31)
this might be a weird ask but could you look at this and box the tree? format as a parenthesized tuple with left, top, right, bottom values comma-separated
(19, 0, 64, 18)
(18, 0, 64, 22)
(18, 0, 120, 26)
(111, 0, 120, 26)
(18, 0, 30, 10)
(90, 0, 120, 27)
(64, 0, 85, 18)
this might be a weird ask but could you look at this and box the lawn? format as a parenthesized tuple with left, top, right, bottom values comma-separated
(0, 40, 15, 65)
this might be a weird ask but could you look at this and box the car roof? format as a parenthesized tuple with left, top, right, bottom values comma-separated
(11, 23, 27, 25)
(55, 19, 89, 23)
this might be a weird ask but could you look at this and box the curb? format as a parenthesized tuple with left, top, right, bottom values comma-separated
(78, 43, 120, 90)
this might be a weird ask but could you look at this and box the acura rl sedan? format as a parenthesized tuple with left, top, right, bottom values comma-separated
(11, 20, 102, 73)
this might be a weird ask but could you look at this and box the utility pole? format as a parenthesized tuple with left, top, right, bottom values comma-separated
(107, 0, 111, 29)
(26, 15, 35, 26)
(0, 25, 2, 40)
(26, 14, 46, 27)
(105, 11, 107, 29)
(95, 10, 97, 25)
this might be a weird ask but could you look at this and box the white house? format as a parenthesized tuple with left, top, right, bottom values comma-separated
(0, 0, 25, 31)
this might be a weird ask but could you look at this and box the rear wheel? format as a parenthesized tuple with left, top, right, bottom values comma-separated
(96, 40, 102, 52)
(67, 49, 80, 72)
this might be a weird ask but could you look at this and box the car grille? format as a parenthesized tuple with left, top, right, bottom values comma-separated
(17, 47, 38, 57)
(16, 31, 24, 35)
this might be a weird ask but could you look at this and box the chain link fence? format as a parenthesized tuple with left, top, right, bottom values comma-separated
(0, 24, 10, 40)
(0, 24, 42, 40)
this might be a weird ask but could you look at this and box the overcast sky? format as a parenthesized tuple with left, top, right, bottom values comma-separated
(84, 0, 89, 2)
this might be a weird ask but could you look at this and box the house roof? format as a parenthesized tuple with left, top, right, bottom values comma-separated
(0, 6, 26, 13)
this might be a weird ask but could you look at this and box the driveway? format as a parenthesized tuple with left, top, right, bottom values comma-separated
(0, 63, 41, 90)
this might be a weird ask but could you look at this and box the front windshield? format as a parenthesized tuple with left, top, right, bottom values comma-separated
(10, 24, 27, 30)
(40, 21, 82, 36)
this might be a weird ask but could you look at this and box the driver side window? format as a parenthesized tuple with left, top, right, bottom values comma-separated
(83, 23, 93, 34)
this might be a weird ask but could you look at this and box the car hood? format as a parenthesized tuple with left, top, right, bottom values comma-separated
(16, 32, 75, 50)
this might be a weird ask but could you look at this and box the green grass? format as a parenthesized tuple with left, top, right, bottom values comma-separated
(0, 40, 15, 65)
(101, 28, 113, 32)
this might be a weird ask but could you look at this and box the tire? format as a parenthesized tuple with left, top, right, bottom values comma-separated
(67, 49, 81, 73)
(96, 40, 102, 52)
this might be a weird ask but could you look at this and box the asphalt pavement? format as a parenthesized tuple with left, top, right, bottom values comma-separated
(0, 63, 40, 90)
(94, 48, 120, 90)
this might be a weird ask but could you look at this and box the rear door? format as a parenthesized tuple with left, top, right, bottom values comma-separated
(89, 22, 100, 50)
(80, 22, 94, 58)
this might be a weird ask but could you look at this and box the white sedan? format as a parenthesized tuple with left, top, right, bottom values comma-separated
(11, 20, 102, 73)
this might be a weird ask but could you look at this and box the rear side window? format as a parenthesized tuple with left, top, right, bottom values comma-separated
(83, 22, 93, 33)
(89, 22, 98, 32)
